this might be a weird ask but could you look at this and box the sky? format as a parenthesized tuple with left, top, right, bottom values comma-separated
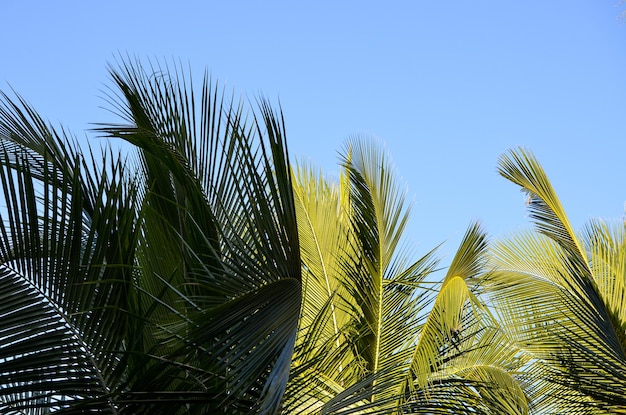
(2, 1, 625, 263)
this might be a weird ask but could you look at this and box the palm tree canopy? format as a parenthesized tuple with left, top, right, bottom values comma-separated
(0, 58, 302, 414)
(5, 63, 616, 415)
(286, 138, 529, 414)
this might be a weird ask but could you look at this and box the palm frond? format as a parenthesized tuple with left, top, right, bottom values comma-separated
(497, 148, 584, 260)
(339, 137, 414, 376)
(0, 57, 303, 414)
(0, 95, 141, 413)
(486, 148, 626, 412)
(98, 57, 301, 414)
(285, 138, 445, 413)
(405, 223, 530, 414)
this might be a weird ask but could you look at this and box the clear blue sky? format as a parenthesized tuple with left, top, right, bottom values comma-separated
(2, 1, 625, 261)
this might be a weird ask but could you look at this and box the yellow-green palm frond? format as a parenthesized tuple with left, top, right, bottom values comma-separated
(339, 136, 422, 376)
(497, 148, 586, 261)
(584, 218, 626, 342)
(405, 223, 529, 414)
(286, 162, 357, 412)
(292, 163, 351, 346)
(486, 147, 626, 412)
(286, 137, 441, 413)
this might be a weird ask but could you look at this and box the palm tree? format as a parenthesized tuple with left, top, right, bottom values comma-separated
(0, 59, 537, 414)
(482, 148, 626, 413)
(0, 58, 301, 414)
(284, 138, 529, 414)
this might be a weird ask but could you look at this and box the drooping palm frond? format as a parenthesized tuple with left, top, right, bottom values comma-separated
(485, 147, 626, 413)
(497, 148, 583, 258)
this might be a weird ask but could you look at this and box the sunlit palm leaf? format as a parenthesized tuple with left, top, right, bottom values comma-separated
(285, 138, 443, 413)
(340, 137, 415, 376)
(405, 222, 529, 414)
(287, 139, 527, 414)
(486, 147, 626, 412)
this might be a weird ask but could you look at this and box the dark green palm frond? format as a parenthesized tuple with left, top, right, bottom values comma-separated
(0, 92, 102, 221)
(0, 58, 302, 414)
(97, 57, 301, 414)
(0, 95, 141, 413)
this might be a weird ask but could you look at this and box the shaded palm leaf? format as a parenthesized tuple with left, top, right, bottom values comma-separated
(0, 57, 303, 414)
(97, 57, 302, 414)
(0, 96, 140, 413)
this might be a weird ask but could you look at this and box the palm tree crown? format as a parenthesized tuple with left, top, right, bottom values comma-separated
(1, 62, 622, 415)
(0, 58, 301, 414)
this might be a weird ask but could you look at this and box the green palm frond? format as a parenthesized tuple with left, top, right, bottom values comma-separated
(0, 58, 303, 414)
(405, 223, 529, 414)
(497, 148, 584, 259)
(96, 57, 302, 414)
(0, 95, 140, 413)
(288, 140, 527, 414)
(339, 137, 416, 375)
(292, 163, 350, 350)
(486, 147, 626, 413)
(285, 138, 443, 413)
(583, 219, 626, 335)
